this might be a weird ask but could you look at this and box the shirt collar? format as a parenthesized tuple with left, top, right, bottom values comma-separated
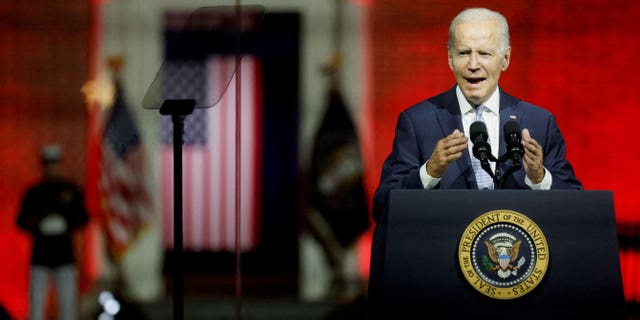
(455, 86, 500, 116)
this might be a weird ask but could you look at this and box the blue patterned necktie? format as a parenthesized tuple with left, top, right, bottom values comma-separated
(472, 106, 494, 189)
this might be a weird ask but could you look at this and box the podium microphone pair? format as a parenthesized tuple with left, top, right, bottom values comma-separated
(470, 120, 524, 188)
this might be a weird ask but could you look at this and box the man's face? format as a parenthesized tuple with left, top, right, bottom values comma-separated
(448, 19, 510, 106)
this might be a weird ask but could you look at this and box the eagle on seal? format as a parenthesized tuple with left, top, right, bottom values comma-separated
(485, 240, 522, 272)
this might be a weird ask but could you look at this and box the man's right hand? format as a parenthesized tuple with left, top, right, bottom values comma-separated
(426, 129, 468, 178)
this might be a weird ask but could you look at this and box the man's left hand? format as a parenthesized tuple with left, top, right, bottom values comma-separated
(521, 128, 545, 184)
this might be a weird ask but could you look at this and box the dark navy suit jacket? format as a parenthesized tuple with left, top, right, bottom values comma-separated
(372, 86, 583, 222)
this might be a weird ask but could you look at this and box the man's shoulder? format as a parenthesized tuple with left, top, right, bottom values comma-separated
(39, 180, 83, 193)
(402, 87, 457, 115)
(56, 180, 83, 194)
(501, 90, 553, 117)
(513, 99, 554, 117)
(426, 86, 457, 106)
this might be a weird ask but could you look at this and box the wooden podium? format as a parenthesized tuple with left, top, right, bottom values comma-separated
(368, 190, 625, 319)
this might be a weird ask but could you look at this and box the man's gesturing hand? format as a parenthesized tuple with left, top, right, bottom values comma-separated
(426, 129, 468, 178)
(522, 128, 545, 184)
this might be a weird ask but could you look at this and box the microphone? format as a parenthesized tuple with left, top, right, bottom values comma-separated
(470, 121, 493, 164)
(503, 121, 524, 167)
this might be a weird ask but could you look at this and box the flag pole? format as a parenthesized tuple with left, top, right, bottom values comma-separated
(160, 99, 195, 320)
(234, 2, 244, 320)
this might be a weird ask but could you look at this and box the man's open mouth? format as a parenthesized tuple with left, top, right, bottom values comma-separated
(466, 77, 485, 84)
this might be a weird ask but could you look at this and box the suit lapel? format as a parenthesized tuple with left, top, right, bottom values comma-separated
(434, 88, 475, 188)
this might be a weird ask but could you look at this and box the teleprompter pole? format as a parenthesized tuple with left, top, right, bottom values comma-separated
(159, 99, 195, 320)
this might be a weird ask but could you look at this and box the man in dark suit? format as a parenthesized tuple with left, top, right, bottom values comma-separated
(372, 7, 582, 222)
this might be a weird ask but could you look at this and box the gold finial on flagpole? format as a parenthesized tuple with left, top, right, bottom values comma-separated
(81, 54, 124, 109)
(322, 0, 344, 89)
(107, 54, 125, 79)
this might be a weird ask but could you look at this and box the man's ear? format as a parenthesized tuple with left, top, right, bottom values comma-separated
(502, 46, 511, 71)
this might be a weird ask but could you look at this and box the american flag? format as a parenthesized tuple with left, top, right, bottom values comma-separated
(99, 81, 153, 261)
(161, 56, 262, 252)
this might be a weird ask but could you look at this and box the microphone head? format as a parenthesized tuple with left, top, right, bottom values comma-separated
(503, 121, 521, 138)
(470, 121, 491, 161)
(503, 120, 524, 164)
(470, 121, 488, 143)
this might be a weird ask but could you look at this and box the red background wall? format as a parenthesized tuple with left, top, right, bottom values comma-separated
(1, 0, 640, 318)
(0, 2, 89, 318)
(362, 0, 640, 303)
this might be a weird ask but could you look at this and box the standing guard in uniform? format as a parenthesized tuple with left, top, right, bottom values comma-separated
(16, 145, 89, 320)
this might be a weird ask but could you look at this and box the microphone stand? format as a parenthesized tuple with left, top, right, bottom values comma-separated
(494, 154, 522, 189)
(493, 166, 504, 190)
(480, 155, 497, 185)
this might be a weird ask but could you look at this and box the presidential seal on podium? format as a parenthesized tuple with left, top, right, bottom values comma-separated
(458, 209, 549, 300)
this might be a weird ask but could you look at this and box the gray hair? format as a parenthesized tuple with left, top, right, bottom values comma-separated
(448, 8, 510, 54)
